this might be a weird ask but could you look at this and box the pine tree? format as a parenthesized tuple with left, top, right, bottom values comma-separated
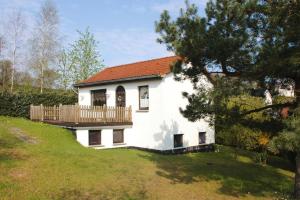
(156, 0, 300, 197)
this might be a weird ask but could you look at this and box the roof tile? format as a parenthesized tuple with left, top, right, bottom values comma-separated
(80, 56, 180, 84)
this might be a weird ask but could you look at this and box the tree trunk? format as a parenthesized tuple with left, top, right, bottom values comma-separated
(40, 63, 44, 94)
(295, 154, 300, 199)
(295, 78, 300, 104)
(10, 56, 15, 93)
(10, 65, 14, 93)
(10, 41, 17, 93)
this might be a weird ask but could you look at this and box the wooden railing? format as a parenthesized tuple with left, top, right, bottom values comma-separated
(30, 104, 132, 123)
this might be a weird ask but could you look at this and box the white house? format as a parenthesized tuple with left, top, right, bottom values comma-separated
(72, 56, 215, 153)
(275, 79, 295, 97)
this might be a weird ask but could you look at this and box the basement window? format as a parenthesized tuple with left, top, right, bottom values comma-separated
(199, 132, 206, 144)
(113, 129, 124, 144)
(89, 130, 101, 146)
(174, 134, 183, 148)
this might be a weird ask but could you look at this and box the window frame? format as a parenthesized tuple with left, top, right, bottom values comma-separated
(199, 132, 206, 144)
(138, 85, 149, 110)
(91, 89, 107, 106)
(174, 134, 183, 148)
(113, 129, 124, 144)
(88, 130, 101, 146)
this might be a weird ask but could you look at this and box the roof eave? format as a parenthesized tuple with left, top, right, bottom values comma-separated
(73, 75, 163, 88)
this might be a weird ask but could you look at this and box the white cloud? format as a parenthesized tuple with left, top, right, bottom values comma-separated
(94, 28, 173, 66)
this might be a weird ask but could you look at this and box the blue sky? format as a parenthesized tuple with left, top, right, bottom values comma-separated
(0, 0, 208, 67)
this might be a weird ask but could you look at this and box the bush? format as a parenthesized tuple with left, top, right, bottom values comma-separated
(216, 124, 261, 151)
(216, 124, 275, 164)
(0, 91, 77, 118)
(254, 151, 268, 165)
(273, 95, 295, 104)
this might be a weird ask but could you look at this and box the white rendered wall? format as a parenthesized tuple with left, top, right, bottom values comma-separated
(77, 79, 164, 149)
(76, 127, 132, 149)
(76, 129, 89, 147)
(77, 74, 215, 150)
(155, 73, 215, 150)
(278, 88, 295, 97)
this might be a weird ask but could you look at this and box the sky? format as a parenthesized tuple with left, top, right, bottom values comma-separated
(0, 0, 208, 67)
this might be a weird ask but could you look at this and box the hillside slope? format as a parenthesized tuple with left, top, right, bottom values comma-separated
(0, 116, 294, 200)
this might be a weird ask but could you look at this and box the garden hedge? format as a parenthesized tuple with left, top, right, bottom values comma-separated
(0, 91, 77, 118)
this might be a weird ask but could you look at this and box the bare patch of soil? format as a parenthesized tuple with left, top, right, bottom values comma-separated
(9, 128, 38, 144)
(9, 169, 28, 180)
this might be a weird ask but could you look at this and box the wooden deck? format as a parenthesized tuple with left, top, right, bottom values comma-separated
(30, 104, 132, 127)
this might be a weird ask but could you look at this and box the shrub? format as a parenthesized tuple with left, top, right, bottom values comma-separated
(0, 91, 77, 118)
(273, 95, 295, 104)
(216, 124, 261, 151)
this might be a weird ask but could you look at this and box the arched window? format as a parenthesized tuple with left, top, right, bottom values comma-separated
(116, 86, 126, 107)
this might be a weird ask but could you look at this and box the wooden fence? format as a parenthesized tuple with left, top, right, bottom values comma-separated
(30, 104, 132, 123)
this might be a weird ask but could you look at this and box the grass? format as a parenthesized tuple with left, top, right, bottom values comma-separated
(0, 116, 295, 200)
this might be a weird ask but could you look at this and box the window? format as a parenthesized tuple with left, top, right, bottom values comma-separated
(174, 134, 183, 148)
(199, 132, 206, 144)
(91, 89, 106, 106)
(113, 129, 124, 144)
(116, 86, 126, 107)
(89, 130, 101, 145)
(139, 86, 149, 110)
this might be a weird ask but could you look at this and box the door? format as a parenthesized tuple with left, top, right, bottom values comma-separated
(116, 86, 126, 107)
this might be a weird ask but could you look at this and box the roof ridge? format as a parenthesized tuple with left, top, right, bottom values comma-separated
(105, 55, 178, 69)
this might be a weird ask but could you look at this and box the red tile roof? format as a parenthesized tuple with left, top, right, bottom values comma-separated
(78, 56, 180, 86)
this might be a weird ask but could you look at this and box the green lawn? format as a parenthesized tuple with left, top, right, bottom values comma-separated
(0, 116, 295, 200)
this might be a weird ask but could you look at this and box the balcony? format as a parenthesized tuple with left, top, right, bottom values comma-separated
(30, 104, 132, 128)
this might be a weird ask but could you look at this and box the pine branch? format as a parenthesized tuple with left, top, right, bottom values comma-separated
(241, 102, 296, 116)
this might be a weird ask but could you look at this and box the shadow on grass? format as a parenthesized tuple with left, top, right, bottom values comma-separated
(233, 148, 295, 172)
(267, 155, 295, 172)
(138, 147, 293, 198)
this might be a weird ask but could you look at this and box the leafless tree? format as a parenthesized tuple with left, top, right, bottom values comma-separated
(0, 36, 5, 57)
(57, 49, 72, 90)
(5, 9, 26, 93)
(29, 0, 60, 93)
(0, 36, 5, 60)
(0, 60, 12, 92)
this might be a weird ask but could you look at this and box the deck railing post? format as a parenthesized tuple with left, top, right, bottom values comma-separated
(103, 105, 107, 123)
(30, 104, 33, 120)
(53, 105, 57, 120)
(128, 106, 132, 122)
(40, 104, 44, 121)
(59, 104, 62, 121)
(74, 103, 79, 124)
(78, 104, 81, 123)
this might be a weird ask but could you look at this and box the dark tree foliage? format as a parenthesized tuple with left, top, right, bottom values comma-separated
(257, 0, 300, 100)
(0, 91, 77, 118)
(156, 0, 261, 82)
